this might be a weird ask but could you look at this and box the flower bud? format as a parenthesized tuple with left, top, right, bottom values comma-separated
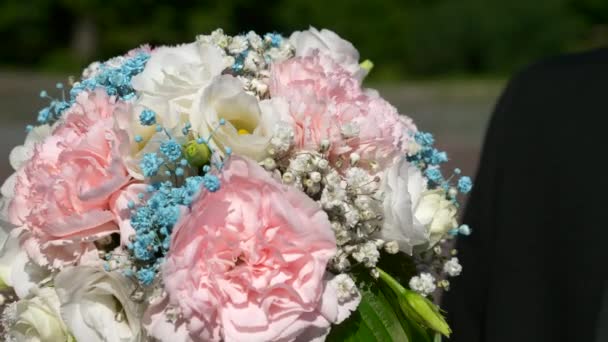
(349, 153, 360, 166)
(317, 159, 329, 170)
(320, 139, 330, 152)
(378, 268, 451, 337)
(448, 187, 458, 198)
(310, 171, 322, 183)
(384, 241, 399, 254)
(282, 172, 295, 184)
(400, 290, 451, 337)
(261, 158, 276, 171)
(183, 140, 211, 168)
(360, 59, 374, 73)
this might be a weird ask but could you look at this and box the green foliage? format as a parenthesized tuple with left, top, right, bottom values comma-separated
(0, 0, 606, 77)
(326, 263, 448, 342)
(326, 270, 412, 342)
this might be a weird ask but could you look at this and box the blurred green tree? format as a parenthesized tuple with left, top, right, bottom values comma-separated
(0, 0, 605, 78)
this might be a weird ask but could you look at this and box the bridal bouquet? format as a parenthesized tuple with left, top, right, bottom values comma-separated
(0, 28, 472, 342)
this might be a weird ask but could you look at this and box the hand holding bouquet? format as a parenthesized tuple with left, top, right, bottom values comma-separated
(0, 28, 472, 342)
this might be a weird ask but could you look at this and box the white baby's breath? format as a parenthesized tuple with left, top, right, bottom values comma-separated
(409, 273, 437, 296)
(443, 257, 463, 277)
(246, 31, 264, 50)
(351, 241, 380, 268)
(228, 35, 248, 54)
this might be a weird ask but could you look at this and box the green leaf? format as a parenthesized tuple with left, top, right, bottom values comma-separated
(359, 287, 410, 341)
(327, 272, 410, 342)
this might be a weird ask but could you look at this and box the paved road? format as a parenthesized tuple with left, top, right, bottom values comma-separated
(0, 72, 504, 186)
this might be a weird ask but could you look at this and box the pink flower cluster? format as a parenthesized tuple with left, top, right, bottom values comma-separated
(271, 51, 416, 168)
(9, 90, 134, 268)
(154, 157, 351, 341)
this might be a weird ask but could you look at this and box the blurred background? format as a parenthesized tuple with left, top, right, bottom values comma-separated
(1, 0, 607, 185)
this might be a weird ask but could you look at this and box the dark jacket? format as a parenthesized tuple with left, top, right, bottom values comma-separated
(442, 48, 608, 342)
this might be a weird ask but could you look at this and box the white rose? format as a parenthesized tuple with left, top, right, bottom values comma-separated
(55, 266, 145, 342)
(414, 189, 459, 245)
(191, 75, 287, 161)
(6, 287, 74, 342)
(130, 42, 227, 132)
(376, 158, 430, 254)
(0, 228, 52, 298)
(289, 27, 368, 80)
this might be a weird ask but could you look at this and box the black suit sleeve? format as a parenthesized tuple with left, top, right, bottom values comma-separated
(442, 74, 520, 342)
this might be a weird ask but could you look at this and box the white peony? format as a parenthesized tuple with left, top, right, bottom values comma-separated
(5, 287, 74, 342)
(289, 27, 368, 80)
(190, 75, 288, 161)
(55, 266, 145, 342)
(414, 189, 459, 245)
(377, 158, 430, 254)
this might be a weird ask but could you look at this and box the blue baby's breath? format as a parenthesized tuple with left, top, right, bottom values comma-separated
(139, 109, 157, 126)
(457, 176, 473, 194)
(140, 153, 164, 177)
(160, 140, 183, 162)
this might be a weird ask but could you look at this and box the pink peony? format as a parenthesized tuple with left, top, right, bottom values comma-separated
(270, 53, 416, 169)
(8, 89, 132, 268)
(160, 156, 352, 342)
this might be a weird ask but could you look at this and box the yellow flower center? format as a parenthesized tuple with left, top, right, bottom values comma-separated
(238, 128, 251, 135)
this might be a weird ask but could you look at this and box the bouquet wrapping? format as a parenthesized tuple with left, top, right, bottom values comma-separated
(0, 28, 472, 342)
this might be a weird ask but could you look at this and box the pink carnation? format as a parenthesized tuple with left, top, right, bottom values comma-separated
(9, 89, 132, 268)
(159, 156, 353, 341)
(270, 53, 416, 169)
(271, 51, 361, 102)
(270, 53, 358, 154)
(336, 95, 417, 167)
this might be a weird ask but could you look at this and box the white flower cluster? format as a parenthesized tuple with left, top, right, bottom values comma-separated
(411, 243, 464, 294)
(443, 257, 462, 277)
(333, 274, 359, 304)
(269, 139, 400, 276)
(409, 272, 437, 296)
(0, 302, 17, 342)
(196, 29, 295, 99)
(268, 121, 295, 157)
